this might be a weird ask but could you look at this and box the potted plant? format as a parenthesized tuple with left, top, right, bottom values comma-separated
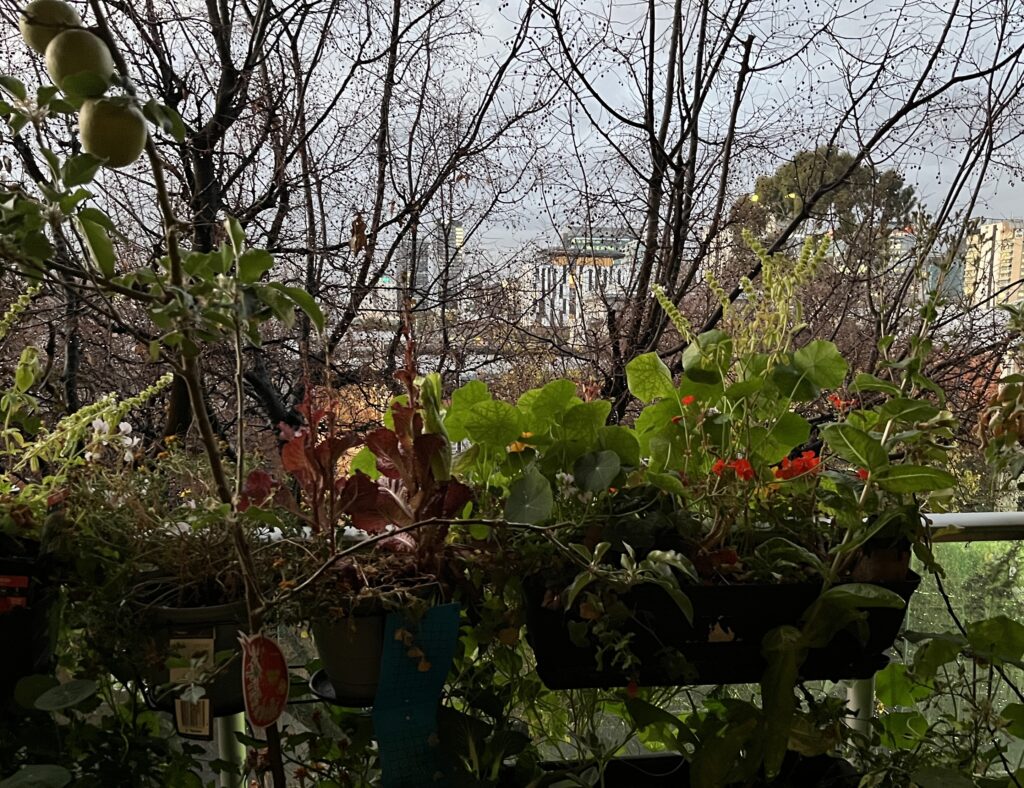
(246, 370, 474, 706)
(447, 235, 952, 693)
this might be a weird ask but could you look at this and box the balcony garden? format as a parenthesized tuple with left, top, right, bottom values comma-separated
(4, 0, 1024, 787)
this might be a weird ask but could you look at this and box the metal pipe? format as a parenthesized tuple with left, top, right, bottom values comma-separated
(216, 713, 246, 788)
(926, 511, 1024, 541)
(846, 676, 875, 740)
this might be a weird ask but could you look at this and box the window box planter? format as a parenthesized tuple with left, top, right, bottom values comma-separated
(523, 572, 921, 689)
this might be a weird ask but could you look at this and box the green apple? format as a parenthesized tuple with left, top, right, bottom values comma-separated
(78, 98, 147, 168)
(45, 29, 114, 97)
(19, 0, 81, 55)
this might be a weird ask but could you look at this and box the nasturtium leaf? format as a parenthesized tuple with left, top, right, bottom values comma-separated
(0, 765, 72, 788)
(573, 450, 620, 493)
(875, 663, 931, 707)
(793, 340, 847, 389)
(873, 465, 956, 493)
(750, 412, 810, 464)
(504, 466, 553, 525)
(768, 363, 818, 402)
(1001, 703, 1024, 739)
(34, 679, 98, 711)
(911, 634, 964, 681)
(966, 615, 1024, 664)
(646, 471, 685, 496)
(445, 380, 490, 442)
(559, 400, 611, 442)
(596, 425, 640, 467)
(879, 711, 928, 750)
(821, 423, 888, 471)
(725, 378, 764, 400)
(464, 399, 523, 448)
(520, 379, 578, 424)
(626, 352, 676, 402)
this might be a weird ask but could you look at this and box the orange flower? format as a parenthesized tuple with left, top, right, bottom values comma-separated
(712, 458, 726, 476)
(681, 395, 696, 406)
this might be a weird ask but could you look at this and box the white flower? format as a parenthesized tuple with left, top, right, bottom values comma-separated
(91, 418, 109, 434)
(118, 422, 132, 435)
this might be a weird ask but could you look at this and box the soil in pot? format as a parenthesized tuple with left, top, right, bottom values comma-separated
(524, 572, 921, 689)
(312, 614, 385, 706)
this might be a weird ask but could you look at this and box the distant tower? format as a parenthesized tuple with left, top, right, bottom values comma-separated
(965, 220, 1024, 306)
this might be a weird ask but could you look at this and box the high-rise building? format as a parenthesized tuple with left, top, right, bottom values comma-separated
(395, 220, 467, 310)
(535, 226, 637, 329)
(964, 219, 1024, 306)
(887, 227, 963, 301)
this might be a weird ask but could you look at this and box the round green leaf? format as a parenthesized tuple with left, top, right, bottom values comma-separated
(463, 399, 523, 448)
(504, 466, 553, 525)
(34, 679, 97, 712)
(626, 352, 676, 402)
(573, 450, 621, 493)
(793, 340, 847, 389)
(0, 766, 72, 788)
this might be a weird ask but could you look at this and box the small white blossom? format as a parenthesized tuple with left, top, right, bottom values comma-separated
(91, 418, 109, 434)
(118, 422, 132, 435)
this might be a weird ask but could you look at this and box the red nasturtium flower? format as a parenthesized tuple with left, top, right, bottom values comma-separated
(681, 395, 696, 406)
(731, 458, 755, 481)
(712, 457, 755, 480)
(773, 450, 821, 480)
(856, 468, 870, 481)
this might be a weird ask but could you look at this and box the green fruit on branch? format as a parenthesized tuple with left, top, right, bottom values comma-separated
(45, 28, 114, 97)
(19, 0, 81, 55)
(78, 98, 147, 168)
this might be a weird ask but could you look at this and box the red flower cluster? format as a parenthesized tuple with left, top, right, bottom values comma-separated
(773, 450, 821, 480)
(828, 392, 856, 412)
(681, 395, 696, 406)
(712, 457, 755, 481)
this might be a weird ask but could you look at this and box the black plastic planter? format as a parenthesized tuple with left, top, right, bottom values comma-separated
(524, 572, 921, 689)
(0, 536, 54, 702)
(139, 599, 248, 719)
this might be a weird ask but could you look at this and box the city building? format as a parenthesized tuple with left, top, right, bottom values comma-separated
(964, 219, 1024, 307)
(887, 227, 964, 301)
(395, 220, 467, 311)
(535, 226, 637, 330)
